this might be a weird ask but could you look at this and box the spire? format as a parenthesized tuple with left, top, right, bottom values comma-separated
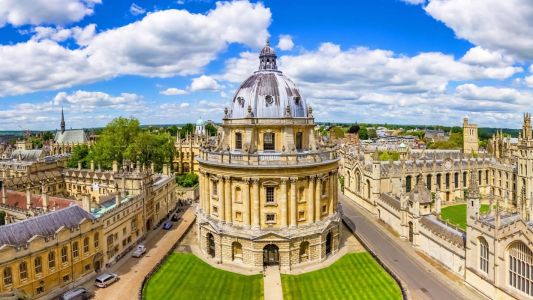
(258, 39, 277, 71)
(60, 107, 65, 134)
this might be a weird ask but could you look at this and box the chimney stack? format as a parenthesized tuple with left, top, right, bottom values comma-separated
(115, 193, 121, 207)
(90, 160, 95, 171)
(82, 194, 91, 212)
(163, 164, 169, 176)
(1, 180, 6, 205)
(26, 185, 31, 210)
(112, 160, 118, 173)
(77, 161, 82, 170)
(41, 182, 49, 212)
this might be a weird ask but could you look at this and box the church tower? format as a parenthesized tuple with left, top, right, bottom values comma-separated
(60, 107, 66, 134)
(463, 117, 478, 154)
(517, 112, 533, 210)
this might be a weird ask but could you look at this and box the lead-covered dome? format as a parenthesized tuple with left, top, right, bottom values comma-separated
(228, 41, 308, 119)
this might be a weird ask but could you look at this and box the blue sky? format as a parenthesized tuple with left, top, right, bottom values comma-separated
(0, 0, 532, 130)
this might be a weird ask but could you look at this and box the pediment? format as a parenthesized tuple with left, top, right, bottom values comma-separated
(253, 231, 289, 241)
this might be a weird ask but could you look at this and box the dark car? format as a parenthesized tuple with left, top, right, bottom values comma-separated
(162, 221, 173, 230)
(171, 213, 180, 222)
(61, 287, 93, 300)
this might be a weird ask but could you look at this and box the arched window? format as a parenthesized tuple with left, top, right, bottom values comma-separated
(508, 241, 533, 296)
(34, 256, 42, 274)
(235, 132, 242, 150)
(406, 176, 412, 192)
(355, 171, 361, 193)
(426, 174, 432, 190)
(263, 132, 275, 151)
(94, 232, 99, 248)
(232, 242, 243, 261)
(299, 241, 310, 262)
(479, 238, 489, 274)
(366, 179, 371, 199)
(61, 246, 68, 263)
(346, 171, 351, 189)
(72, 242, 79, 258)
(19, 262, 27, 280)
(48, 251, 56, 269)
(84, 237, 90, 253)
(3, 267, 12, 286)
(463, 172, 467, 187)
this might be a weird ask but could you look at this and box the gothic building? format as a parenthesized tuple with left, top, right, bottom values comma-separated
(196, 42, 340, 269)
(51, 108, 89, 155)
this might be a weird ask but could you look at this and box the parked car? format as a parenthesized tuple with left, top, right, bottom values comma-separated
(60, 287, 93, 300)
(94, 273, 119, 288)
(132, 244, 147, 258)
(171, 213, 179, 222)
(162, 221, 173, 230)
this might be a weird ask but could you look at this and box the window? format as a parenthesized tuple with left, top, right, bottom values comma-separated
(72, 242, 79, 258)
(3, 267, 12, 286)
(234, 187, 242, 203)
(94, 232, 100, 248)
(264, 133, 275, 151)
(131, 219, 137, 232)
(61, 246, 68, 263)
(212, 206, 218, 215)
(266, 187, 275, 203)
(84, 237, 89, 253)
(479, 238, 489, 274)
(321, 181, 327, 196)
(35, 257, 42, 274)
(235, 211, 242, 222)
(107, 235, 114, 247)
(36, 286, 44, 294)
(463, 172, 467, 187)
(19, 262, 27, 280)
(508, 242, 533, 296)
(295, 132, 303, 151)
(235, 132, 242, 150)
(212, 181, 218, 196)
(123, 227, 127, 236)
(298, 211, 305, 221)
(322, 204, 328, 214)
(48, 251, 56, 269)
(84, 264, 91, 272)
(266, 214, 275, 223)
(406, 176, 412, 192)
(63, 275, 70, 283)
(454, 172, 459, 188)
(446, 173, 450, 189)
(436, 174, 442, 188)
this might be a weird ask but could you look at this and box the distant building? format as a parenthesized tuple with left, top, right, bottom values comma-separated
(425, 129, 449, 142)
(50, 108, 89, 155)
(463, 117, 479, 154)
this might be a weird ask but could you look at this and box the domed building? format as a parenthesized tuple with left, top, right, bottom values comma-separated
(196, 42, 341, 269)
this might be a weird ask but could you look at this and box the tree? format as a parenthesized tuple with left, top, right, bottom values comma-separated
(176, 173, 199, 187)
(179, 123, 194, 139)
(367, 128, 377, 139)
(67, 145, 91, 168)
(167, 125, 179, 137)
(91, 117, 141, 169)
(128, 131, 175, 172)
(41, 131, 55, 141)
(347, 124, 360, 134)
(205, 123, 218, 136)
(359, 126, 369, 140)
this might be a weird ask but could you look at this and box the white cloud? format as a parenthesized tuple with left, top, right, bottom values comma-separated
(401, 0, 426, 5)
(53, 90, 144, 112)
(160, 88, 188, 95)
(461, 46, 514, 67)
(189, 75, 221, 92)
(31, 24, 96, 45)
(0, 1, 271, 97)
(425, 0, 533, 59)
(0, 0, 101, 27)
(130, 3, 146, 16)
(277, 35, 294, 51)
(455, 84, 521, 102)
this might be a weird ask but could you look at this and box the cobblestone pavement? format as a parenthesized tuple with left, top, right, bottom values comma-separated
(340, 193, 485, 300)
(84, 207, 196, 300)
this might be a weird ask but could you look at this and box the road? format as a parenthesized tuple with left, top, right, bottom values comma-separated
(340, 194, 482, 300)
(83, 206, 196, 300)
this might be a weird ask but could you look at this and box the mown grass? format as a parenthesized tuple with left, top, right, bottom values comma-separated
(441, 204, 490, 230)
(143, 253, 263, 300)
(281, 252, 402, 300)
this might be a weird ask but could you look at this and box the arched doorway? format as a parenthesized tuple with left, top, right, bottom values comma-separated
(325, 232, 333, 256)
(232, 242, 242, 261)
(263, 244, 279, 266)
(408, 222, 414, 243)
(92, 252, 103, 273)
(146, 218, 152, 231)
(299, 241, 309, 263)
(207, 233, 215, 257)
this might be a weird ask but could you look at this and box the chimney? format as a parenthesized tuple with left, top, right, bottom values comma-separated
(26, 186, 31, 210)
(1, 180, 6, 205)
(90, 160, 95, 171)
(98, 162, 101, 172)
(42, 183, 49, 212)
(136, 161, 141, 172)
(150, 162, 155, 174)
(82, 194, 91, 212)
(115, 193, 121, 207)
(112, 160, 118, 173)
(163, 164, 168, 176)
(77, 161, 82, 170)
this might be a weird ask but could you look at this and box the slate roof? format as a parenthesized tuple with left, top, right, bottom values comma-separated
(54, 129, 88, 144)
(420, 215, 465, 248)
(0, 205, 95, 247)
(10, 149, 43, 161)
(379, 193, 401, 210)
(0, 190, 74, 211)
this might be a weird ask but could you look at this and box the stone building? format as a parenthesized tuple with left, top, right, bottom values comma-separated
(341, 114, 533, 299)
(50, 109, 89, 155)
(463, 117, 479, 154)
(196, 42, 341, 270)
(174, 128, 206, 174)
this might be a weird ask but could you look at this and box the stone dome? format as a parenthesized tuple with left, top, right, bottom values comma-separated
(228, 41, 308, 119)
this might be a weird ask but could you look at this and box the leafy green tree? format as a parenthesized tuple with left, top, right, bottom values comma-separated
(367, 128, 377, 139)
(91, 117, 141, 169)
(205, 123, 218, 136)
(67, 145, 91, 168)
(358, 126, 369, 140)
(128, 131, 175, 172)
(176, 173, 199, 187)
(167, 125, 179, 137)
(179, 123, 194, 139)
(41, 131, 55, 141)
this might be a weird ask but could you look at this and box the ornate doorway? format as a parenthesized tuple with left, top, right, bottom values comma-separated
(263, 244, 279, 266)
(207, 233, 215, 257)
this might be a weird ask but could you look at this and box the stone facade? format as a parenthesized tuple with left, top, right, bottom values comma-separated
(196, 42, 341, 270)
(463, 117, 479, 154)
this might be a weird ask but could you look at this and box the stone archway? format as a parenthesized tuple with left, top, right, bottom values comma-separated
(326, 232, 333, 256)
(92, 252, 103, 273)
(207, 233, 215, 257)
(263, 244, 279, 266)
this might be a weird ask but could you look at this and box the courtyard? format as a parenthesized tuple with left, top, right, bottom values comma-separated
(281, 252, 402, 300)
(440, 204, 490, 230)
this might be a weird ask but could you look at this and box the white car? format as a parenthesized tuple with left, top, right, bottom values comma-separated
(95, 273, 119, 288)
(132, 244, 147, 258)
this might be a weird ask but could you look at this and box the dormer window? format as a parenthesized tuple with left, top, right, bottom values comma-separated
(264, 132, 275, 151)
(237, 97, 245, 108)
(294, 96, 301, 105)
(265, 95, 274, 106)
(235, 132, 242, 150)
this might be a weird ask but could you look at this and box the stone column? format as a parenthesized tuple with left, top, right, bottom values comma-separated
(26, 185, 31, 210)
(280, 177, 288, 228)
(329, 174, 334, 214)
(243, 178, 251, 227)
(200, 172, 207, 213)
(290, 177, 297, 227)
(218, 177, 225, 222)
(206, 173, 211, 215)
(308, 176, 315, 223)
(315, 175, 322, 221)
(224, 176, 232, 223)
(252, 178, 260, 229)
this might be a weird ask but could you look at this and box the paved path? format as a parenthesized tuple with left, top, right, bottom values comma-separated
(340, 194, 484, 300)
(87, 207, 196, 300)
(264, 266, 283, 300)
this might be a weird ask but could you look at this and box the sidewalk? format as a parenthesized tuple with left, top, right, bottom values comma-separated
(89, 206, 196, 300)
(264, 266, 283, 300)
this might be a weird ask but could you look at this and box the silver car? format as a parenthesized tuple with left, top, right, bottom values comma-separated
(94, 273, 119, 288)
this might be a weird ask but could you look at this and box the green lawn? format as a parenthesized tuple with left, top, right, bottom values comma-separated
(143, 253, 263, 300)
(441, 204, 490, 230)
(281, 252, 402, 300)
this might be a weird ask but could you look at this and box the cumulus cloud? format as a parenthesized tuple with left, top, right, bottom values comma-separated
(277, 35, 294, 51)
(401, 0, 426, 5)
(455, 84, 521, 102)
(425, 0, 533, 59)
(31, 24, 96, 45)
(0, 1, 271, 97)
(53, 90, 144, 112)
(461, 46, 514, 67)
(0, 0, 101, 27)
(130, 3, 146, 16)
(189, 75, 221, 92)
(160, 88, 188, 95)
